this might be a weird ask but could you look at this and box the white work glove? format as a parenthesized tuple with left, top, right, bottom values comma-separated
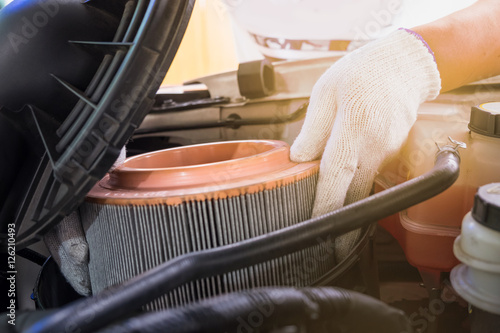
(44, 146, 127, 296)
(291, 29, 441, 262)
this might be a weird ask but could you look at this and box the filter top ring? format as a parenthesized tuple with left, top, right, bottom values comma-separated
(87, 140, 319, 205)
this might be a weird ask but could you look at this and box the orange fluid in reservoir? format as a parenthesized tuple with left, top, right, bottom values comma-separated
(375, 97, 500, 275)
(376, 184, 474, 272)
(406, 185, 476, 231)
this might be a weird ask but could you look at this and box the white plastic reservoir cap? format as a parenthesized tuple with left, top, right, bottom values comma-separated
(480, 102, 500, 115)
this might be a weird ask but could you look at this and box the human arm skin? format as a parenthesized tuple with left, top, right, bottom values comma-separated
(413, 0, 500, 92)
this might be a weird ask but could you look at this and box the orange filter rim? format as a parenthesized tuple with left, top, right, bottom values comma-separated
(86, 140, 319, 205)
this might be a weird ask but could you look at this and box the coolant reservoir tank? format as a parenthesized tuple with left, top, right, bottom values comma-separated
(451, 183, 500, 316)
(376, 100, 500, 292)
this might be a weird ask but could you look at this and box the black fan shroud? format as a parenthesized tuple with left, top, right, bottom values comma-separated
(0, 0, 195, 250)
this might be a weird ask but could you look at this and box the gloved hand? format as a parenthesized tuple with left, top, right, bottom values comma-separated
(44, 146, 127, 296)
(290, 29, 441, 262)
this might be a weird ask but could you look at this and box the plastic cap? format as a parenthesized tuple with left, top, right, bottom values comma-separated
(468, 103, 500, 137)
(237, 59, 275, 99)
(472, 183, 500, 232)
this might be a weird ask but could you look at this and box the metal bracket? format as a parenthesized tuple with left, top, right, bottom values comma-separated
(435, 136, 467, 153)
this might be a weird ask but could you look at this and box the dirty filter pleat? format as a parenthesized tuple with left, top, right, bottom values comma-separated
(81, 140, 329, 309)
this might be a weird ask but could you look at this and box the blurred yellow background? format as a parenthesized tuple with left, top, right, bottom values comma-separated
(162, 0, 240, 86)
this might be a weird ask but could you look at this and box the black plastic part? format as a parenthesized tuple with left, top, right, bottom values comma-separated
(17, 248, 47, 266)
(0, 0, 195, 250)
(470, 306, 500, 333)
(0, 309, 59, 333)
(471, 183, 500, 232)
(0, 116, 28, 231)
(152, 87, 211, 111)
(151, 96, 229, 112)
(312, 223, 380, 299)
(237, 59, 275, 99)
(126, 136, 182, 156)
(28, 149, 460, 333)
(135, 101, 309, 134)
(32, 257, 83, 310)
(1, 252, 14, 313)
(0, 0, 119, 120)
(469, 104, 500, 138)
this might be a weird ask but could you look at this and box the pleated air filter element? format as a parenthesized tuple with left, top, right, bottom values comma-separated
(81, 140, 330, 310)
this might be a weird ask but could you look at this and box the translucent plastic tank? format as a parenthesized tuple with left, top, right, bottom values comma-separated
(377, 94, 500, 287)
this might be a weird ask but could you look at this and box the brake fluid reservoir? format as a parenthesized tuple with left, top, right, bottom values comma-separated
(451, 182, 500, 316)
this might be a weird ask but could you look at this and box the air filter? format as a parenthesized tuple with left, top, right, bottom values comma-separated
(81, 140, 330, 310)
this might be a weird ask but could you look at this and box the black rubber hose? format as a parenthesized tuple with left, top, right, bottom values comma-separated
(0, 310, 59, 333)
(28, 147, 460, 333)
(97, 287, 412, 333)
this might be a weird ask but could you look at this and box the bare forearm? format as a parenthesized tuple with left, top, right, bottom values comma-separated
(413, 0, 500, 92)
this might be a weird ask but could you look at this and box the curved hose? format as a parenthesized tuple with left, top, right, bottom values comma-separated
(29, 148, 460, 333)
(97, 287, 411, 333)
